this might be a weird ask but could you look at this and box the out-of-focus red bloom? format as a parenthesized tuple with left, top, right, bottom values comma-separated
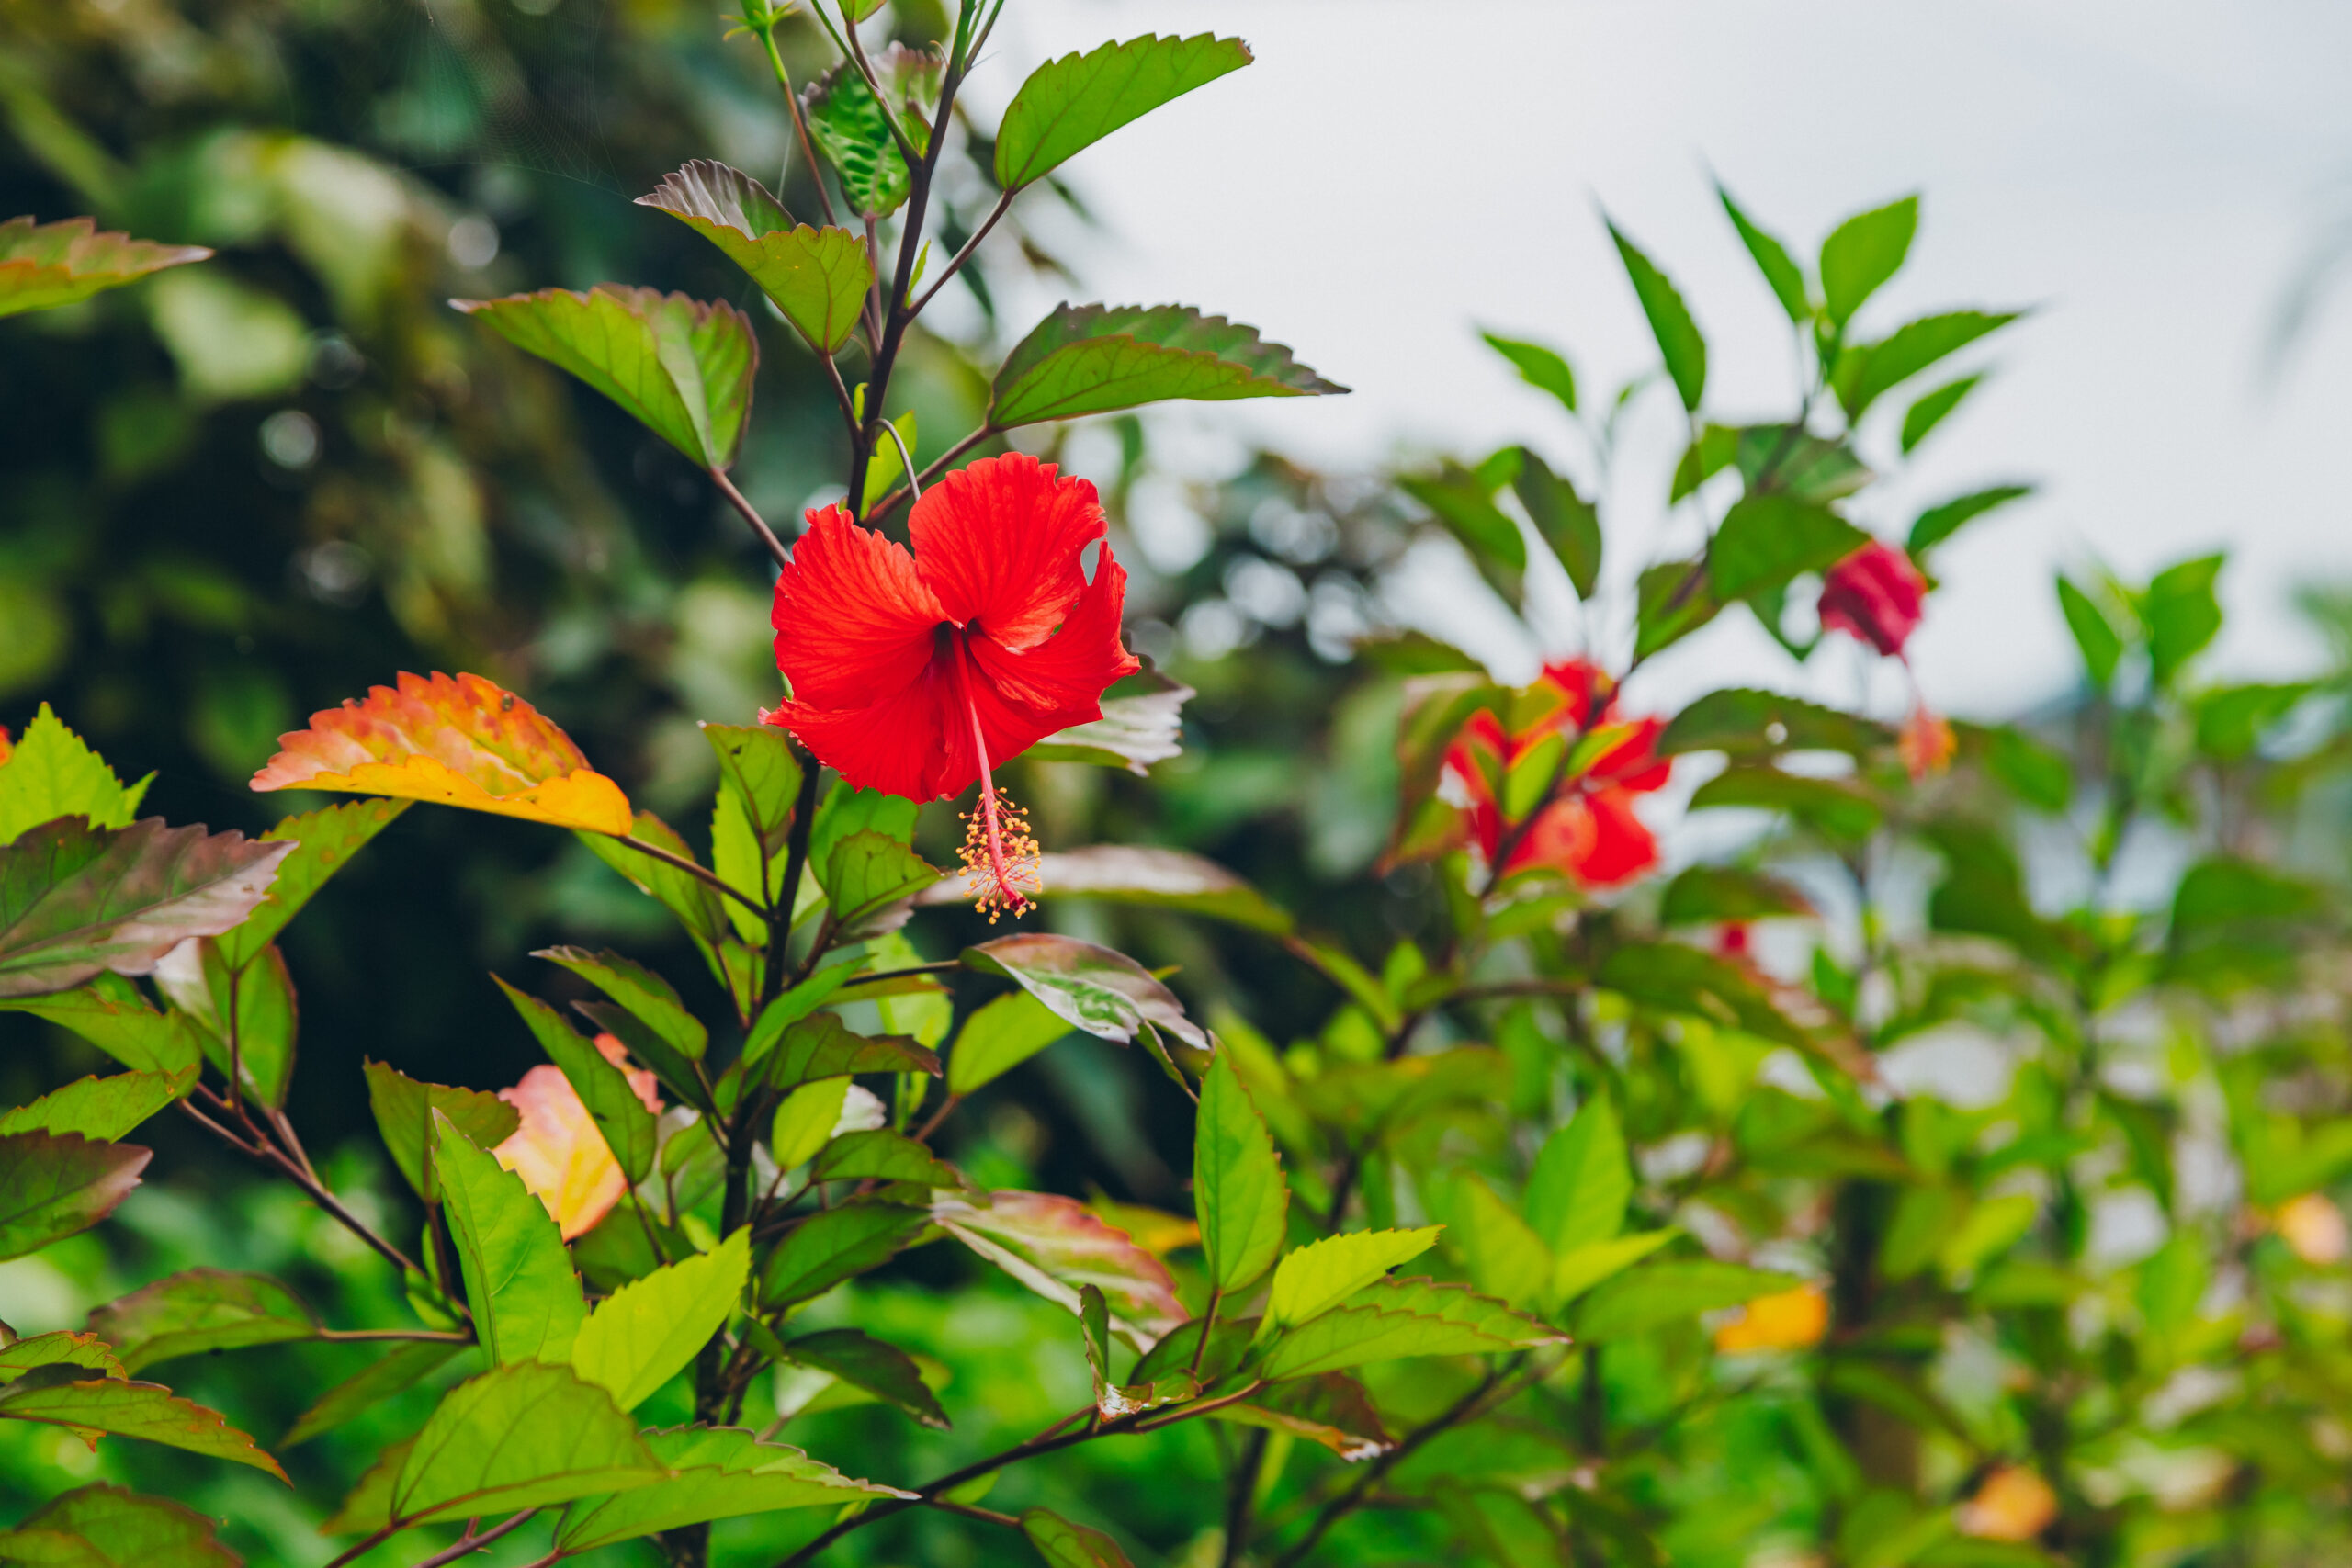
(766, 453, 1140, 917)
(1899, 704, 1957, 782)
(1819, 539, 1927, 657)
(1439, 659, 1670, 886)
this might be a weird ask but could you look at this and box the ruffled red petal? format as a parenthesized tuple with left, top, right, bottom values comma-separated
(1571, 790, 1658, 885)
(1819, 539, 1926, 658)
(776, 652, 962, 802)
(911, 454, 1103, 651)
(772, 505, 945, 711)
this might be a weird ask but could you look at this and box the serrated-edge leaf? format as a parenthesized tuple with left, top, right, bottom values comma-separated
(85, 1268, 318, 1373)
(991, 302, 1344, 428)
(390, 1360, 662, 1526)
(0, 217, 211, 319)
(1262, 1226, 1442, 1334)
(0, 706, 149, 846)
(996, 34, 1252, 189)
(554, 1424, 913, 1551)
(1195, 1052, 1288, 1295)
(430, 1110, 587, 1364)
(0, 1377, 287, 1481)
(0, 1131, 150, 1261)
(571, 1229, 749, 1412)
(0, 1067, 193, 1143)
(638, 164, 872, 354)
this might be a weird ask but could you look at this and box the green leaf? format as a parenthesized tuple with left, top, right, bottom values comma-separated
(2142, 552, 2225, 687)
(963, 932, 1209, 1052)
(361, 1060, 517, 1203)
(803, 61, 927, 216)
(1607, 221, 1706, 411)
(1981, 727, 2073, 812)
(0, 1069, 191, 1143)
(1907, 484, 2030, 557)
(809, 782, 917, 878)
(1670, 423, 1740, 504)
(0, 976, 203, 1077)
(1401, 461, 1527, 577)
(10, 1483, 236, 1568)
(1657, 688, 1890, 759)
(1598, 942, 1815, 1054)
(1551, 1231, 1678, 1305)
(1737, 425, 1871, 503)
(151, 937, 297, 1109)
(990, 303, 1345, 428)
(1512, 449, 1600, 599)
(0, 1333, 124, 1382)
(215, 799, 407, 970)
(323, 1436, 411, 1537)
(1194, 1052, 1289, 1295)
(1448, 1177, 1553, 1312)
(532, 946, 707, 1063)
(1022, 1507, 1139, 1568)
(0, 706, 150, 847)
(429, 1110, 587, 1364)
(824, 829, 939, 923)
(1659, 865, 1812, 925)
(1256, 1277, 1560, 1379)
(0, 817, 292, 999)
(1899, 373, 1983, 454)
(574, 999, 710, 1120)
(452, 285, 758, 470)
(758, 1201, 933, 1309)
(813, 1128, 961, 1187)
(554, 1424, 910, 1551)
(1690, 768, 1883, 841)
(580, 810, 730, 958)
(995, 34, 1252, 189)
(2195, 682, 2312, 761)
(933, 1190, 1187, 1347)
(761, 1013, 939, 1095)
(1818, 195, 1917, 326)
(1575, 1259, 1802, 1341)
(1708, 493, 1870, 604)
(0, 1377, 286, 1481)
(637, 163, 872, 354)
(768, 1077, 852, 1170)
(495, 978, 659, 1184)
(1837, 310, 2016, 421)
(0, 217, 211, 319)
(1525, 1096, 1632, 1258)
(1717, 186, 1809, 322)
(572, 1229, 749, 1412)
(2055, 577, 2124, 689)
(1026, 671, 1194, 775)
(781, 1327, 949, 1429)
(282, 1341, 462, 1448)
(947, 990, 1074, 1096)
(390, 1360, 662, 1527)
(0, 1132, 148, 1261)
(929, 844, 1290, 937)
(1263, 1227, 1442, 1334)
(85, 1269, 317, 1373)
(1482, 332, 1577, 412)
(1634, 558, 1722, 660)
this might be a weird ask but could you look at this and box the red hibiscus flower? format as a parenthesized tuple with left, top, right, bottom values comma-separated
(1819, 539, 1954, 782)
(766, 452, 1140, 918)
(1819, 539, 1926, 657)
(1439, 659, 1670, 886)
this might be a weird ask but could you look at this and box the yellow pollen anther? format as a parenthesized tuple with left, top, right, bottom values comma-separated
(960, 785, 1043, 922)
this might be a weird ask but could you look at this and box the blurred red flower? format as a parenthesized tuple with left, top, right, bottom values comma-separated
(1819, 538, 1927, 657)
(766, 453, 1139, 916)
(1440, 659, 1670, 886)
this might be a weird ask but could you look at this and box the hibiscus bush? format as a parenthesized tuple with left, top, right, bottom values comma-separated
(6, 6, 2352, 1568)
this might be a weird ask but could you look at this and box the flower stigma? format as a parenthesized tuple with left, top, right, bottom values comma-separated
(952, 635, 1044, 921)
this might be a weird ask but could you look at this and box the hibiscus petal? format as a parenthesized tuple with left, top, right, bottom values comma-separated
(910, 454, 1102, 650)
(962, 549, 1141, 767)
(1571, 790, 1659, 886)
(772, 505, 946, 712)
(778, 657, 965, 803)
(493, 1064, 627, 1240)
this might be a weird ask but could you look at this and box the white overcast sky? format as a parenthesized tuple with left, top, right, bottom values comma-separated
(966, 0, 2352, 721)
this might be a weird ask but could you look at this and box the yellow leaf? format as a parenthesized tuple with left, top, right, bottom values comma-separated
(1957, 1465, 2057, 1541)
(2276, 1191, 2348, 1266)
(1712, 1282, 1827, 1352)
(251, 671, 631, 835)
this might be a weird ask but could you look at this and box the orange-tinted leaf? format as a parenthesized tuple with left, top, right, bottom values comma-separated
(933, 1190, 1186, 1348)
(251, 671, 631, 836)
(0, 217, 211, 319)
(492, 1037, 659, 1240)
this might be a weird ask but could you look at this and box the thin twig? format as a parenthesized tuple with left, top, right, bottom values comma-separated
(316, 1328, 474, 1344)
(616, 833, 770, 919)
(1271, 1367, 1520, 1568)
(406, 1510, 539, 1568)
(862, 423, 995, 526)
(909, 187, 1015, 315)
(708, 467, 792, 571)
(755, 21, 842, 231)
(925, 1498, 1022, 1529)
